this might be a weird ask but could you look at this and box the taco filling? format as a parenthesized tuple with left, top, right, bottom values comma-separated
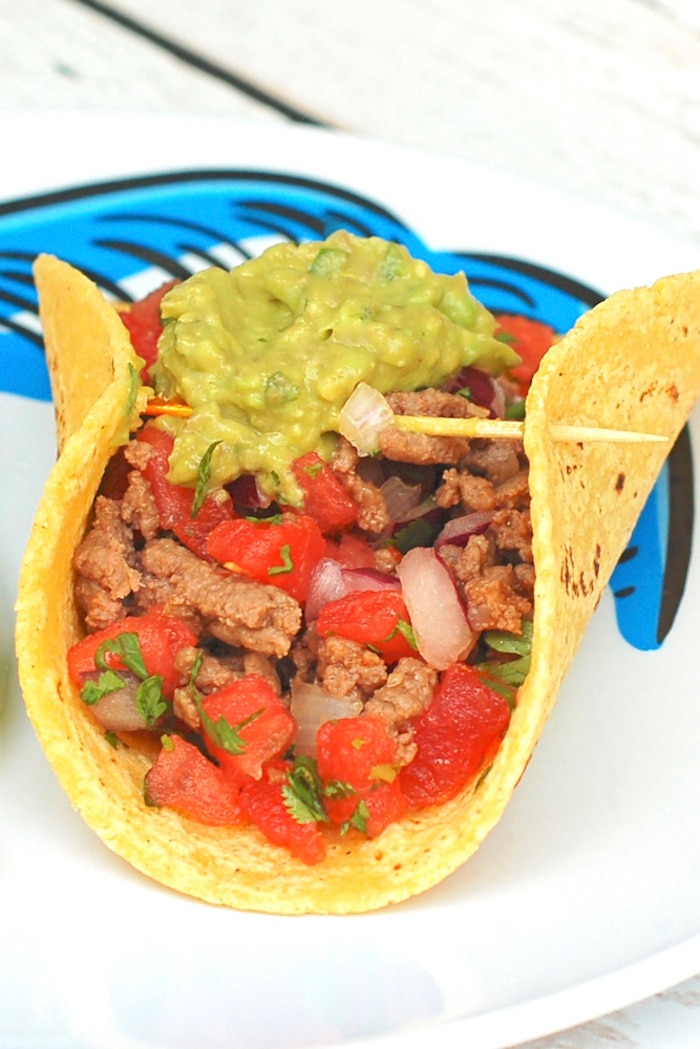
(66, 232, 538, 865)
(16, 232, 700, 914)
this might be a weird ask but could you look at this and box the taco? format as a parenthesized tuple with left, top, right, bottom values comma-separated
(15, 234, 700, 914)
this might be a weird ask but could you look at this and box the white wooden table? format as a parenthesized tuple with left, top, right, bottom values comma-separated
(2, 2, 700, 1046)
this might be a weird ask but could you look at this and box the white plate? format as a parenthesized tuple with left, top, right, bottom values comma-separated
(1, 113, 700, 1049)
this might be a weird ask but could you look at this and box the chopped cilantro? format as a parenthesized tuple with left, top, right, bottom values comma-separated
(505, 399, 526, 421)
(81, 668, 125, 706)
(95, 632, 148, 680)
(192, 440, 222, 517)
(87, 631, 169, 726)
(477, 620, 533, 702)
(282, 755, 329, 824)
(199, 705, 263, 755)
(390, 516, 442, 554)
(126, 363, 139, 415)
(341, 799, 370, 836)
(268, 543, 294, 576)
(136, 675, 169, 727)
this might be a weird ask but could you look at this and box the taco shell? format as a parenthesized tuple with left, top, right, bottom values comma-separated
(14, 254, 700, 914)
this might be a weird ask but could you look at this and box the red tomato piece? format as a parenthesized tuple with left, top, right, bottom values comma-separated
(324, 777, 407, 838)
(120, 280, 178, 381)
(206, 513, 325, 603)
(494, 313, 556, 390)
(315, 589, 416, 664)
(136, 425, 194, 528)
(291, 452, 358, 535)
(317, 715, 406, 836)
(335, 531, 376, 569)
(67, 610, 198, 697)
(240, 770, 326, 865)
(316, 714, 397, 789)
(144, 736, 243, 825)
(398, 663, 511, 808)
(201, 675, 296, 784)
(361, 779, 408, 837)
(136, 423, 236, 552)
(172, 491, 235, 559)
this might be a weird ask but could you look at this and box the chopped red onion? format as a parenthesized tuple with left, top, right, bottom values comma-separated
(85, 674, 155, 733)
(305, 558, 400, 621)
(339, 382, 394, 455)
(446, 366, 505, 418)
(396, 546, 476, 669)
(435, 511, 494, 549)
(305, 558, 347, 621)
(380, 475, 422, 522)
(290, 681, 363, 756)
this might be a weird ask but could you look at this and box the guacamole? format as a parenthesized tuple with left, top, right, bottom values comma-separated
(150, 230, 518, 503)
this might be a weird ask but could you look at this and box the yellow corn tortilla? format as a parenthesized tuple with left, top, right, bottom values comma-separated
(14, 254, 700, 914)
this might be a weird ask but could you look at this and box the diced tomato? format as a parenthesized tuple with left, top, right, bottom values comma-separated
(201, 675, 296, 784)
(206, 512, 325, 603)
(136, 425, 194, 527)
(398, 663, 511, 808)
(135, 424, 235, 548)
(316, 589, 416, 664)
(291, 451, 358, 535)
(335, 531, 376, 569)
(240, 769, 327, 865)
(144, 735, 243, 825)
(316, 715, 406, 836)
(67, 610, 198, 697)
(317, 714, 397, 788)
(120, 280, 179, 381)
(172, 491, 235, 559)
(362, 779, 408, 837)
(494, 313, 556, 391)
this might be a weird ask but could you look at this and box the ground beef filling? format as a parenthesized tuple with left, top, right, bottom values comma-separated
(72, 404, 533, 767)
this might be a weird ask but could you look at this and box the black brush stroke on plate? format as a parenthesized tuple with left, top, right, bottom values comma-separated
(658, 426, 694, 644)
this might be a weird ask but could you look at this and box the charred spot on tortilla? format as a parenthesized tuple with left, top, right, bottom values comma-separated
(615, 472, 626, 492)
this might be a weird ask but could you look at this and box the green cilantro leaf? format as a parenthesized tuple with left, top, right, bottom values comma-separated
(341, 799, 370, 836)
(136, 674, 168, 727)
(477, 620, 533, 701)
(95, 632, 148, 680)
(390, 515, 442, 554)
(81, 668, 125, 706)
(126, 363, 140, 416)
(199, 705, 263, 755)
(324, 779, 355, 799)
(505, 399, 526, 421)
(484, 620, 533, 658)
(192, 440, 222, 518)
(282, 755, 330, 824)
(268, 543, 294, 576)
